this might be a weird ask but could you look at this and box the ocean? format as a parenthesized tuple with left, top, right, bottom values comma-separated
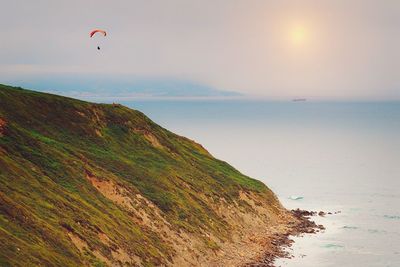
(97, 99, 400, 266)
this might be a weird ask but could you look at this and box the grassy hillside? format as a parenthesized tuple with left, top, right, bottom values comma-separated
(0, 84, 286, 266)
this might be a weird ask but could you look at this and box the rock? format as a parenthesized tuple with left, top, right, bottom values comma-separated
(245, 209, 325, 267)
(291, 208, 317, 217)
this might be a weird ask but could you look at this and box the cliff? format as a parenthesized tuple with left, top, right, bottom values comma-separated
(0, 84, 295, 267)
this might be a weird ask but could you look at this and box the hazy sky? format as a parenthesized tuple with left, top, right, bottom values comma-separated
(1, 0, 399, 100)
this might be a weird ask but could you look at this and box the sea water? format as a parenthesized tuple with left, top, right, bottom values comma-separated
(98, 100, 400, 266)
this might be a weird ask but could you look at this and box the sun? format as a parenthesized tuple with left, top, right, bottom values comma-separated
(289, 25, 308, 45)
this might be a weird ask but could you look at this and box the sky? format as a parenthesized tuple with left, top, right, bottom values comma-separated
(0, 0, 399, 100)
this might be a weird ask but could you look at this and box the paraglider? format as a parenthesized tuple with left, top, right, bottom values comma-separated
(90, 29, 107, 50)
(90, 29, 106, 38)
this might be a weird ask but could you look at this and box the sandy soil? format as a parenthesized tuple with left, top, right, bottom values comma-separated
(82, 170, 324, 267)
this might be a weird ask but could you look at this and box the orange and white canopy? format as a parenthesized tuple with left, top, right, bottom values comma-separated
(90, 29, 107, 38)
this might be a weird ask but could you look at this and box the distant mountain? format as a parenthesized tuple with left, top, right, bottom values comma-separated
(8, 76, 241, 98)
(0, 84, 295, 266)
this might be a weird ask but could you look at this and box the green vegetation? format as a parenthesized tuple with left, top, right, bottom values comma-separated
(0, 84, 278, 266)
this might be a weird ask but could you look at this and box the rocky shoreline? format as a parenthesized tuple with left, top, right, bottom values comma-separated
(244, 209, 330, 267)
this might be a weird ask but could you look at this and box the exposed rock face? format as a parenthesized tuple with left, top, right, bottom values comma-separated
(83, 170, 293, 266)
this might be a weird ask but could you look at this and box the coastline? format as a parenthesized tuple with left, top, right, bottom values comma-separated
(205, 206, 326, 267)
(243, 209, 325, 267)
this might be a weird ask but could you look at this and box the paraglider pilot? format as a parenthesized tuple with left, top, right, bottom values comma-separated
(90, 29, 107, 51)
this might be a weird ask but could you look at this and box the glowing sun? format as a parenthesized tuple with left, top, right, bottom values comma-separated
(289, 25, 309, 45)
